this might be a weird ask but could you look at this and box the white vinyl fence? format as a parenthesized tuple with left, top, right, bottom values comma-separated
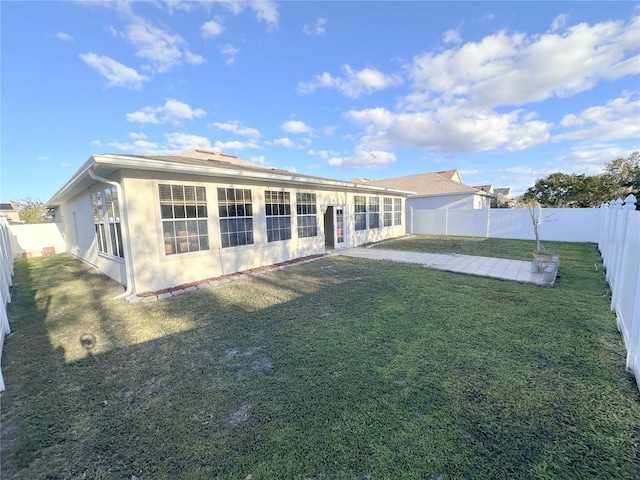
(0, 217, 15, 392)
(599, 195, 640, 389)
(410, 207, 602, 243)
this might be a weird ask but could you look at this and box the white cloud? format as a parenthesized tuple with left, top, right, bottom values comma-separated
(126, 99, 206, 124)
(556, 93, 640, 142)
(328, 149, 397, 168)
(303, 18, 326, 36)
(282, 120, 312, 134)
(555, 145, 639, 174)
(212, 120, 260, 137)
(332, 15, 639, 159)
(166, 132, 213, 151)
(551, 14, 568, 32)
(107, 139, 160, 153)
(218, 0, 279, 27)
(249, 0, 279, 27)
(298, 65, 403, 98)
(407, 16, 640, 109)
(79, 52, 150, 89)
(129, 131, 147, 139)
(345, 104, 551, 153)
(442, 28, 462, 44)
(272, 137, 296, 148)
(56, 32, 73, 41)
(201, 19, 223, 38)
(221, 44, 240, 65)
(308, 149, 333, 160)
(213, 140, 261, 151)
(123, 19, 204, 73)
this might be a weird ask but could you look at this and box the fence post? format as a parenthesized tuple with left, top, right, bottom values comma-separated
(611, 195, 637, 313)
(598, 202, 609, 255)
(485, 207, 490, 238)
(605, 198, 623, 280)
(410, 207, 413, 235)
(445, 208, 448, 236)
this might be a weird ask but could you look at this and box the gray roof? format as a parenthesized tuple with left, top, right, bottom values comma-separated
(353, 172, 487, 196)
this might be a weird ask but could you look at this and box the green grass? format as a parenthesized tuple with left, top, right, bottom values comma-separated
(374, 234, 547, 261)
(1, 238, 639, 479)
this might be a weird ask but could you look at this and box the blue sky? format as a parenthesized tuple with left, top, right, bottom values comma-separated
(1, 1, 639, 203)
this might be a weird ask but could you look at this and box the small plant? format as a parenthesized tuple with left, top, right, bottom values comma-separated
(526, 201, 554, 258)
(527, 202, 545, 255)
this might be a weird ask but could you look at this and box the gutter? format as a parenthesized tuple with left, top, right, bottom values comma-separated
(88, 168, 135, 299)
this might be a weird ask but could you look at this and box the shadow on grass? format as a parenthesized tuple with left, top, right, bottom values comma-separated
(1, 250, 640, 479)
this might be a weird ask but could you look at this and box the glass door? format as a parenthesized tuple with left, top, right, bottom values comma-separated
(334, 205, 346, 248)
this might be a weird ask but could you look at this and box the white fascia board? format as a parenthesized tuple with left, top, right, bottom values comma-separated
(408, 190, 484, 199)
(94, 154, 414, 195)
(46, 156, 97, 207)
(47, 154, 413, 207)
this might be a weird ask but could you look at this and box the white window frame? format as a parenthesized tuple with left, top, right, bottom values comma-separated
(218, 188, 254, 248)
(296, 192, 318, 238)
(91, 187, 123, 258)
(354, 195, 367, 231)
(265, 190, 292, 242)
(159, 184, 209, 256)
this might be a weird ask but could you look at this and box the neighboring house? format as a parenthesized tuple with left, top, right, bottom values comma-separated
(355, 170, 493, 216)
(493, 187, 516, 208)
(434, 169, 463, 183)
(47, 150, 409, 295)
(0, 203, 20, 223)
(473, 184, 494, 195)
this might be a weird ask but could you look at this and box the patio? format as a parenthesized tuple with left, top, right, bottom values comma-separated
(335, 247, 557, 286)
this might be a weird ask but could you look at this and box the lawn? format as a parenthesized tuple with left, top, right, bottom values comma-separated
(1, 236, 639, 479)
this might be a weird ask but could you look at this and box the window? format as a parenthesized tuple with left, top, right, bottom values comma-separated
(296, 192, 318, 238)
(265, 191, 291, 242)
(394, 198, 402, 226)
(91, 187, 123, 258)
(160, 184, 209, 255)
(369, 197, 380, 229)
(383, 197, 393, 227)
(354, 196, 367, 231)
(218, 188, 253, 248)
(91, 192, 108, 254)
(104, 187, 123, 258)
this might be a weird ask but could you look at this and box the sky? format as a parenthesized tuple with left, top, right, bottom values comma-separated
(1, 1, 639, 203)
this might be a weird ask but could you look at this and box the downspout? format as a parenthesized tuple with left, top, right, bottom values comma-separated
(88, 168, 134, 299)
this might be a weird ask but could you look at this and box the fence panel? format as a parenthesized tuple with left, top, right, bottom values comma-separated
(0, 217, 15, 392)
(599, 196, 640, 386)
(411, 207, 602, 243)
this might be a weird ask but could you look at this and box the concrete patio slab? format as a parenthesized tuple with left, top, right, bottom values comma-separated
(334, 248, 557, 286)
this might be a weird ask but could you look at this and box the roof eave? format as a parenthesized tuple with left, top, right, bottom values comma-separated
(48, 154, 412, 207)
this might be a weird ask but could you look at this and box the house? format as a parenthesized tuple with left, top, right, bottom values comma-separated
(46, 150, 409, 296)
(0, 203, 20, 223)
(354, 170, 493, 213)
(493, 187, 516, 208)
(472, 184, 494, 195)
